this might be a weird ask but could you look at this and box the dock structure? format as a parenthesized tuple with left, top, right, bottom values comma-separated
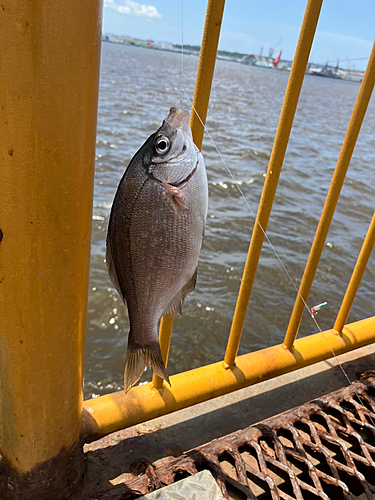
(1, 0, 375, 499)
(80, 345, 375, 500)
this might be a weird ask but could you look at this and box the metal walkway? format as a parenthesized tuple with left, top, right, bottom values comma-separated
(104, 373, 375, 500)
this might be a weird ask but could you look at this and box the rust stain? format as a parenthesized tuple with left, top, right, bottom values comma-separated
(109, 373, 375, 499)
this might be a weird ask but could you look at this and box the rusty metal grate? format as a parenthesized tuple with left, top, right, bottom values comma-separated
(105, 373, 375, 500)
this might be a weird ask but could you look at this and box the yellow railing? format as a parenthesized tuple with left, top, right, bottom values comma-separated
(284, 42, 375, 349)
(82, 0, 375, 442)
(1, 0, 374, 495)
(82, 318, 375, 440)
(225, 0, 323, 365)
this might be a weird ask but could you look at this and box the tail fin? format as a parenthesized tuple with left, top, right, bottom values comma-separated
(124, 339, 171, 393)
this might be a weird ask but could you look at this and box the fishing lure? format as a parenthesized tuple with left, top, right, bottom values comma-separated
(311, 301, 327, 317)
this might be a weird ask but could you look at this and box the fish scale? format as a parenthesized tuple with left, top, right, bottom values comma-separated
(106, 107, 208, 392)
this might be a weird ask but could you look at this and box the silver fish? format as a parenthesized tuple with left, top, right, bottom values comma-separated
(106, 107, 208, 392)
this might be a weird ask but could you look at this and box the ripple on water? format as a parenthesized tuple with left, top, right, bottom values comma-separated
(84, 42, 375, 398)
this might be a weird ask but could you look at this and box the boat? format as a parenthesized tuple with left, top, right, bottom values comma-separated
(307, 63, 342, 78)
(307, 63, 364, 82)
(242, 49, 282, 69)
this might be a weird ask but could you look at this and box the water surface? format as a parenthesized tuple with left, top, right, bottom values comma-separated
(84, 42, 375, 399)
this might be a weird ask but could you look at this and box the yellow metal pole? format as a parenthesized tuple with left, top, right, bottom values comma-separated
(152, 314, 174, 389)
(224, 0, 323, 367)
(0, 1, 102, 498)
(283, 42, 375, 350)
(190, 0, 226, 150)
(82, 316, 375, 442)
(152, 0, 226, 389)
(334, 212, 375, 334)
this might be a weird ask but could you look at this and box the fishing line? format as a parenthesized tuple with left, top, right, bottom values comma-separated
(183, 89, 372, 409)
(183, 89, 316, 321)
(180, 0, 185, 106)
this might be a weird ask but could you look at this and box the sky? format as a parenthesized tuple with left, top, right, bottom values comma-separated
(102, 0, 374, 71)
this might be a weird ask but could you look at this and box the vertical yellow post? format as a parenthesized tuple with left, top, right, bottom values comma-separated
(153, 0, 226, 389)
(224, 0, 323, 367)
(152, 314, 174, 389)
(190, 0, 226, 150)
(334, 212, 375, 334)
(0, 1, 102, 498)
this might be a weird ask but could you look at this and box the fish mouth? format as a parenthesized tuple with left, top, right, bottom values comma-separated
(165, 107, 190, 133)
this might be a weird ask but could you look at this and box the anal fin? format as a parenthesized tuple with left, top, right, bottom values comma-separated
(162, 268, 198, 318)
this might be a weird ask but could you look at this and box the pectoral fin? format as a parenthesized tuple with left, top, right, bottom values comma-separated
(161, 182, 188, 210)
(162, 268, 198, 318)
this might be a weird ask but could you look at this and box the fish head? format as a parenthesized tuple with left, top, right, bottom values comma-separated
(148, 107, 198, 185)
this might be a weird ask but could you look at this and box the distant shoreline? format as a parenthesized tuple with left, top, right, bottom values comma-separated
(102, 35, 364, 81)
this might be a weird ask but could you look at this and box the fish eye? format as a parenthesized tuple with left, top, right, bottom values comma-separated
(155, 135, 170, 155)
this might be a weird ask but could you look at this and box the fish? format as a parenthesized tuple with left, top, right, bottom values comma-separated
(106, 107, 208, 392)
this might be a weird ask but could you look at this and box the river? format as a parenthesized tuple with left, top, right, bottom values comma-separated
(83, 42, 375, 399)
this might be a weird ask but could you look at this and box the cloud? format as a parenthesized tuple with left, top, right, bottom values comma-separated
(104, 0, 162, 19)
(317, 30, 372, 50)
(222, 31, 255, 45)
(311, 31, 372, 68)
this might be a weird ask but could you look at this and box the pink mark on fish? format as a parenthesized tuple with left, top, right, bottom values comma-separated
(161, 182, 188, 210)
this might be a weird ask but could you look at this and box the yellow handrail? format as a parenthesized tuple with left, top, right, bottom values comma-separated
(283, 41, 375, 350)
(152, 0, 226, 389)
(224, 0, 323, 366)
(83, 316, 375, 441)
(334, 212, 375, 334)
